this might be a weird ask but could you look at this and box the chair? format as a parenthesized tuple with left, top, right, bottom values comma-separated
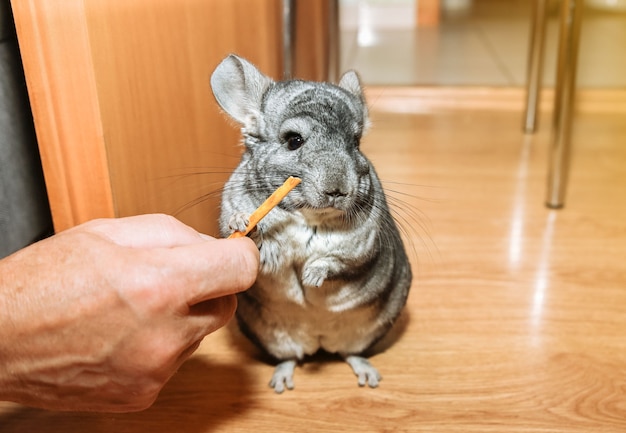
(523, 0, 584, 209)
(281, 0, 340, 82)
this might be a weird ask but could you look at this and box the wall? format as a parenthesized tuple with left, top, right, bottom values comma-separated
(0, 0, 52, 258)
(11, 0, 331, 236)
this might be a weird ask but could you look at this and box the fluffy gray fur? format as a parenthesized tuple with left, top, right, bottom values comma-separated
(211, 54, 412, 393)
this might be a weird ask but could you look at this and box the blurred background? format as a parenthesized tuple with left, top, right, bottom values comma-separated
(2, 0, 625, 257)
(339, 0, 626, 87)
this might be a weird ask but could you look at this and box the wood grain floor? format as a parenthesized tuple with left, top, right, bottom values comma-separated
(2, 87, 625, 432)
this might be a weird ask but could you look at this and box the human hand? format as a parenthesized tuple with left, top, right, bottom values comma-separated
(0, 214, 258, 412)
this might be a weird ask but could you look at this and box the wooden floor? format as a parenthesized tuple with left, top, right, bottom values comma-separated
(2, 87, 626, 432)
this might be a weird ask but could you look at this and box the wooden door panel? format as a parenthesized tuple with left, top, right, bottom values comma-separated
(13, 0, 328, 235)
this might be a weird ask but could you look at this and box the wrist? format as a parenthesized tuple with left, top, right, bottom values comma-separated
(0, 257, 21, 402)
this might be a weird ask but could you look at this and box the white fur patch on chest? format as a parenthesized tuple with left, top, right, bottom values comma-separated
(259, 211, 350, 304)
(253, 210, 384, 356)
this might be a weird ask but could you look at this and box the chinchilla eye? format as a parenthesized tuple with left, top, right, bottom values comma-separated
(284, 132, 305, 151)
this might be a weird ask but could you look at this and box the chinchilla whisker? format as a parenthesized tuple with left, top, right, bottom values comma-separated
(386, 196, 433, 237)
(173, 189, 224, 217)
(348, 202, 369, 226)
(158, 166, 240, 181)
(381, 182, 444, 204)
(387, 200, 439, 265)
(171, 174, 295, 219)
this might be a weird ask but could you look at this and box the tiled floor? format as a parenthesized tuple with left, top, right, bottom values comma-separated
(340, 0, 626, 87)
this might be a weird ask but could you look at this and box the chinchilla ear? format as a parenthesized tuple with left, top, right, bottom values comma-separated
(338, 70, 370, 132)
(210, 54, 273, 127)
(338, 70, 364, 99)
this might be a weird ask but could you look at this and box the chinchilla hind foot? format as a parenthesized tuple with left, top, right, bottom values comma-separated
(269, 360, 297, 393)
(345, 355, 382, 388)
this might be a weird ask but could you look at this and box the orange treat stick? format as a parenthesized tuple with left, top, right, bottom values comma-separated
(228, 176, 302, 239)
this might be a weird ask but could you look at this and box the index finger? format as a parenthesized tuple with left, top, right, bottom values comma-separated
(84, 214, 212, 249)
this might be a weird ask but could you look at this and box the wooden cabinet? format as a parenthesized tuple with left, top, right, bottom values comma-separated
(12, 0, 329, 236)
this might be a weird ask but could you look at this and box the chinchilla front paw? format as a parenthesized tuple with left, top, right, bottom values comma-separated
(228, 212, 263, 247)
(301, 261, 329, 287)
(228, 212, 249, 235)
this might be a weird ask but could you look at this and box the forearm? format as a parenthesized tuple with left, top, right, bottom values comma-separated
(0, 251, 33, 403)
(0, 234, 139, 410)
(0, 246, 97, 406)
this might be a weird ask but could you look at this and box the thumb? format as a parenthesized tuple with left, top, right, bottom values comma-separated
(169, 237, 260, 306)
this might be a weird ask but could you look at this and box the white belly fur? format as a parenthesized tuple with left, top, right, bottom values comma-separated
(238, 212, 384, 360)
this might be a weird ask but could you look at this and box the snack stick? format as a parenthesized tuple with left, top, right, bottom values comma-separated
(228, 176, 302, 239)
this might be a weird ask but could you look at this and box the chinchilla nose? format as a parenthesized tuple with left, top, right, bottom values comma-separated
(325, 188, 348, 199)
(325, 188, 348, 205)
(312, 150, 358, 207)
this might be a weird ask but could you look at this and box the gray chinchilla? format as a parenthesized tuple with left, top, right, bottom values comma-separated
(210, 54, 412, 393)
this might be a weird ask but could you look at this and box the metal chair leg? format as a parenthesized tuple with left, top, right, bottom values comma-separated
(283, 0, 294, 79)
(327, 0, 340, 83)
(546, 0, 584, 209)
(523, 0, 549, 133)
